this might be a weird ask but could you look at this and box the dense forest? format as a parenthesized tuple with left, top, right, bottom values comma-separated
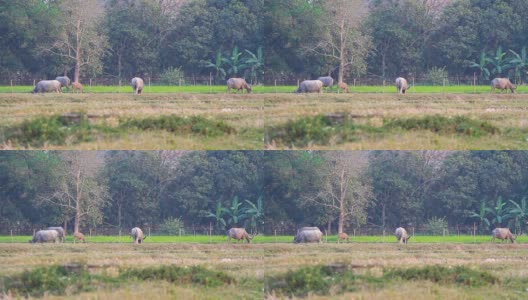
(2, 0, 528, 83)
(1, 151, 528, 235)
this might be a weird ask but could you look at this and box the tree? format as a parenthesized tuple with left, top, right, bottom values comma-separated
(508, 198, 528, 234)
(508, 47, 528, 84)
(469, 200, 491, 233)
(309, 0, 371, 82)
(305, 152, 372, 234)
(488, 46, 511, 77)
(37, 152, 107, 233)
(243, 47, 264, 84)
(244, 196, 264, 233)
(204, 200, 227, 233)
(469, 51, 491, 82)
(204, 51, 227, 83)
(45, 0, 108, 82)
(488, 197, 511, 227)
(222, 46, 246, 77)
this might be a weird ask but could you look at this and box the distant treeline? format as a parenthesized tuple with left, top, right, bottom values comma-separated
(2, 0, 528, 83)
(1, 151, 528, 235)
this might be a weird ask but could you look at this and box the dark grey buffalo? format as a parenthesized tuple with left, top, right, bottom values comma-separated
(227, 228, 254, 244)
(131, 77, 144, 95)
(227, 78, 252, 94)
(55, 76, 71, 91)
(491, 78, 516, 93)
(293, 227, 323, 243)
(317, 76, 334, 92)
(395, 227, 411, 244)
(32, 80, 62, 93)
(491, 228, 516, 243)
(295, 80, 323, 93)
(131, 227, 146, 244)
(47, 227, 65, 242)
(395, 77, 409, 94)
(31, 230, 60, 243)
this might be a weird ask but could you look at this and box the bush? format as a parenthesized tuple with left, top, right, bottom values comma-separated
(427, 67, 448, 86)
(119, 115, 235, 137)
(384, 115, 499, 137)
(120, 265, 233, 287)
(384, 265, 498, 287)
(160, 67, 185, 85)
(426, 217, 448, 235)
(159, 217, 185, 235)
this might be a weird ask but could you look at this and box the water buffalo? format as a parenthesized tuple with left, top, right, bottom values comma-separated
(131, 227, 147, 244)
(56, 76, 71, 91)
(395, 77, 409, 94)
(31, 230, 60, 243)
(395, 227, 411, 244)
(337, 232, 349, 243)
(317, 76, 334, 91)
(47, 227, 65, 242)
(32, 80, 62, 93)
(294, 227, 323, 243)
(227, 228, 254, 244)
(491, 78, 516, 93)
(295, 80, 323, 93)
(73, 231, 85, 243)
(491, 228, 516, 243)
(72, 82, 83, 93)
(131, 77, 144, 94)
(337, 82, 349, 93)
(227, 78, 252, 94)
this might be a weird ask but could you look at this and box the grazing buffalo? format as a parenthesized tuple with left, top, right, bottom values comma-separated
(227, 228, 254, 244)
(32, 80, 62, 93)
(295, 80, 323, 93)
(395, 227, 411, 244)
(227, 78, 252, 94)
(317, 76, 334, 92)
(47, 227, 65, 242)
(337, 232, 349, 243)
(72, 82, 83, 93)
(491, 78, 516, 93)
(395, 77, 409, 94)
(131, 227, 146, 244)
(31, 230, 60, 243)
(337, 82, 349, 93)
(491, 228, 516, 243)
(294, 227, 323, 243)
(73, 232, 85, 243)
(56, 76, 71, 91)
(131, 77, 144, 95)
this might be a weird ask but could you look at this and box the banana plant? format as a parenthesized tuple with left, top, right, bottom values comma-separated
(222, 46, 247, 77)
(488, 196, 511, 227)
(508, 47, 528, 84)
(469, 51, 491, 82)
(224, 196, 249, 227)
(204, 200, 227, 233)
(470, 200, 491, 233)
(244, 196, 264, 232)
(204, 51, 226, 83)
(508, 197, 528, 234)
(243, 47, 264, 84)
(488, 46, 512, 77)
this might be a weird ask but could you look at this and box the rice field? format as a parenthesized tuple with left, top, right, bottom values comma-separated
(1, 237, 527, 299)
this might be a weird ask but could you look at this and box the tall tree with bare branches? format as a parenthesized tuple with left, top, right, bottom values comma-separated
(308, 0, 371, 83)
(38, 152, 107, 233)
(305, 151, 372, 234)
(45, 0, 108, 82)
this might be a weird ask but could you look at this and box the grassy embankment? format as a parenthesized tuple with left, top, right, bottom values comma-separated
(1, 242, 527, 299)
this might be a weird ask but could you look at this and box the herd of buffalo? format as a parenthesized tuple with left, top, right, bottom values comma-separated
(29, 226, 517, 244)
(30, 76, 518, 95)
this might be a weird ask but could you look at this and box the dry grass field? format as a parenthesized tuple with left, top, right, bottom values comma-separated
(1, 93, 528, 149)
(1, 242, 527, 299)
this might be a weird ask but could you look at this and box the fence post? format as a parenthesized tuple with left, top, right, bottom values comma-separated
(119, 80, 122, 93)
(325, 230, 328, 243)
(11, 229, 13, 243)
(33, 79, 36, 87)
(443, 78, 446, 94)
(297, 79, 300, 88)
(209, 222, 212, 243)
(148, 227, 151, 237)
(353, 78, 356, 87)
(274, 229, 277, 243)
(274, 80, 277, 93)
(209, 72, 212, 94)
(473, 72, 477, 93)
(179, 79, 182, 94)
(148, 77, 151, 92)
(10, 80, 13, 94)
(383, 80, 385, 93)
(412, 77, 415, 93)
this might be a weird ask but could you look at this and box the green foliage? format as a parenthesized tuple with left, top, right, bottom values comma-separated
(488, 197, 511, 227)
(160, 67, 185, 85)
(119, 115, 235, 137)
(470, 51, 492, 81)
(426, 67, 448, 86)
(470, 201, 492, 232)
(159, 217, 185, 235)
(426, 217, 448, 235)
(383, 265, 498, 287)
(204, 201, 228, 233)
(384, 115, 499, 137)
(508, 198, 528, 234)
(120, 265, 233, 287)
(265, 265, 378, 297)
(204, 51, 227, 83)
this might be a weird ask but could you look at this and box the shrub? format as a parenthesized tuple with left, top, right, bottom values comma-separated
(120, 265, 233, 287)
(427, 67, 448, 86)
(426, 217, 449, 235)
(160, 67, 185, 85)
(384, 115, 499, 137)
(119, 115, 235, 137)
(384, 265, 498, 287)
(159, 217, 185, 235)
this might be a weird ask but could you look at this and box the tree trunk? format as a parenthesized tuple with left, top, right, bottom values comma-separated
(74, 168, 82, 233)
(327, 219, 332, 235)
(338, 168, 346, 234)
(338, 18, 345, 84)
(74, 18, 82, 83)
